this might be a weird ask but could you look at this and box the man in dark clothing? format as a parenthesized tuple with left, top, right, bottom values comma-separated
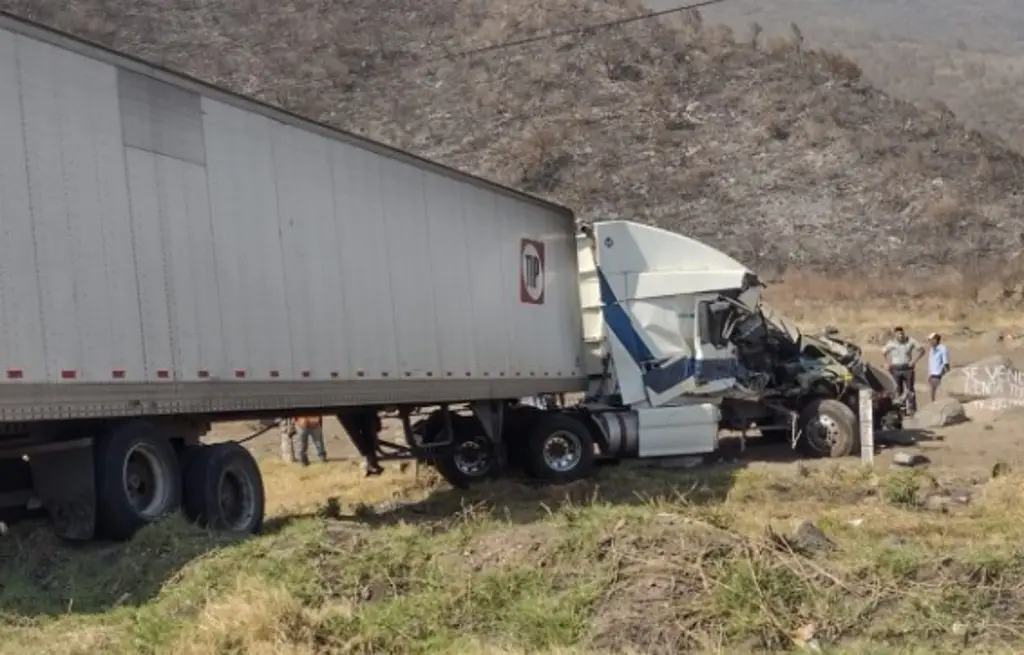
(336, 407, 384, 476)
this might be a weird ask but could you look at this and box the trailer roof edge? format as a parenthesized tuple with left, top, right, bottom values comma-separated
(0, 10, 576, 223)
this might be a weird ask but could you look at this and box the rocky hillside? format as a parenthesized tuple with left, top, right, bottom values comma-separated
(3, 0, 1023, 273)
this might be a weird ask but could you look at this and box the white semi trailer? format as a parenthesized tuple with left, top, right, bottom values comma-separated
(0, 12, 900, 542)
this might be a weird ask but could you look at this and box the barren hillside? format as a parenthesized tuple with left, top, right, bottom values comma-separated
(687, 0, 1024, 153)
(3, 0, 1023, 274)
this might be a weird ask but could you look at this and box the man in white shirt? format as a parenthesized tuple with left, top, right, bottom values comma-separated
(883, 326, 924, 415)
(926, 332, 951, 403)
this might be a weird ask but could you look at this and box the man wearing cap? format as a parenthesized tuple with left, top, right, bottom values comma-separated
(926, 333, 951, 403)
(883, 326, 924, 415)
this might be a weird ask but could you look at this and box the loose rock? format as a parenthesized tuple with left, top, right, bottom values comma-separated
(915, 484, 971, 512)
(921, 493, 952, 512)
(908, 398, 967, 428)
(790, 520, 837, 553)
(892, 451, 930, 467)
(949, 488, 972, 504)
(992, 462, 1012, 478)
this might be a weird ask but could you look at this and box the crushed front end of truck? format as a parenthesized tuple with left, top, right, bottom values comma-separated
(720, 302, 904, 456)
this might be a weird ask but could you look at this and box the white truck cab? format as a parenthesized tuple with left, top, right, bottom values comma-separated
(575, 221, 758, 458)
(565, 220, 900, 464)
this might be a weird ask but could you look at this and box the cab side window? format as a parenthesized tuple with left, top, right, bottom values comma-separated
(697, 300, 732, 349)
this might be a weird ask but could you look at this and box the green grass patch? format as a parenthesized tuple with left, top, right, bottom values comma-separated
(2, 465, 1024, 654)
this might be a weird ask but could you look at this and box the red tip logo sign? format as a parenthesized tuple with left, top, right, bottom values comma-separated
(520, 238, 545, 305)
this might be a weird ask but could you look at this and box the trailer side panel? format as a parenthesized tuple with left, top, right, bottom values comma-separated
(0, 21, 584, 421)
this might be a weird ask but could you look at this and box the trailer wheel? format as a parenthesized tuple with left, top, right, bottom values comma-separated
(526, 413, 596, 484)
(435, 417, 499, 490)
(798, 399, 858, 458)
(94, 421, 182, 541)
(182, 443, 265, 534)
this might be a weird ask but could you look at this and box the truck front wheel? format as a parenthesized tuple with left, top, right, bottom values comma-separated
(94, 421, 183, 541)
(182, 443, 265, 534)
(798, 398, 858, 458)
(526, 413, 596, 484)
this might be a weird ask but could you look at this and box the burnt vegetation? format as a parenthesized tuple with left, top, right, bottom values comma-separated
(3, 0, 1024, 281)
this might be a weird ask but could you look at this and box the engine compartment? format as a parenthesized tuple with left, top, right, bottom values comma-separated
(721, 302, 903, 432)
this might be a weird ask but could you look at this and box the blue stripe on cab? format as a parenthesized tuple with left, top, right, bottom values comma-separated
(595, 267, 737, 396)
(643, 357, 739, 394)
(597, 268, 655, 364)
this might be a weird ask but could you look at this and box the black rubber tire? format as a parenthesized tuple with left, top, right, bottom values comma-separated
(94, 421, 182, 541)
(429, 415, 499, 490)
(526, 413, 596, 484)
(182, 443, 265, 534)
(797, 398, 859, 458)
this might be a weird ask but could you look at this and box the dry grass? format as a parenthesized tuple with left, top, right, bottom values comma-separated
(258, 457, 436, 516)
(2, 457, 1024, 653)
(765, 266, 1024, 338)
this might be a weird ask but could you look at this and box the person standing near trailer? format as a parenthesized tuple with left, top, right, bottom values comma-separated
(293, 415, 328, 466)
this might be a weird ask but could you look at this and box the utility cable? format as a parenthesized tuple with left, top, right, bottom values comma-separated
(420, 0, 729, 64)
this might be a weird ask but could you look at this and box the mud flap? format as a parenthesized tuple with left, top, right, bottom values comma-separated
(28, 439, 96, 540)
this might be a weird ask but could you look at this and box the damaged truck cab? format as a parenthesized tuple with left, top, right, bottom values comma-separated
(576, 220, 902, 460)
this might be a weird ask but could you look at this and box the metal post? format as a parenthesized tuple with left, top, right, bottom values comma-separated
(858, 388, 874, 465)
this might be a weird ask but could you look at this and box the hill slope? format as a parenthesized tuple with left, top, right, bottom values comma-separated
(689, 0, 1024, 153)
(3, 0, 1023, 274)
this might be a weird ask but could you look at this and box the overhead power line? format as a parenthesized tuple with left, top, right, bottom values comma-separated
(260, 0, 731, 92)
(317, 0, 730, 85)
(418, 0, 730, 64)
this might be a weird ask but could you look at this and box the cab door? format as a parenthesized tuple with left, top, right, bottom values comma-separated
(641, 296, 738, 407)
(691, 297, 739, 395)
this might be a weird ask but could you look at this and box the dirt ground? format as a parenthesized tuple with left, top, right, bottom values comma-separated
(205, 333, 1024, 488)
(857, 336, 1024, 477)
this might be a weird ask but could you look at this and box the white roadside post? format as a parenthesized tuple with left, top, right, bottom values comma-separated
(859, 388, 874, 465)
